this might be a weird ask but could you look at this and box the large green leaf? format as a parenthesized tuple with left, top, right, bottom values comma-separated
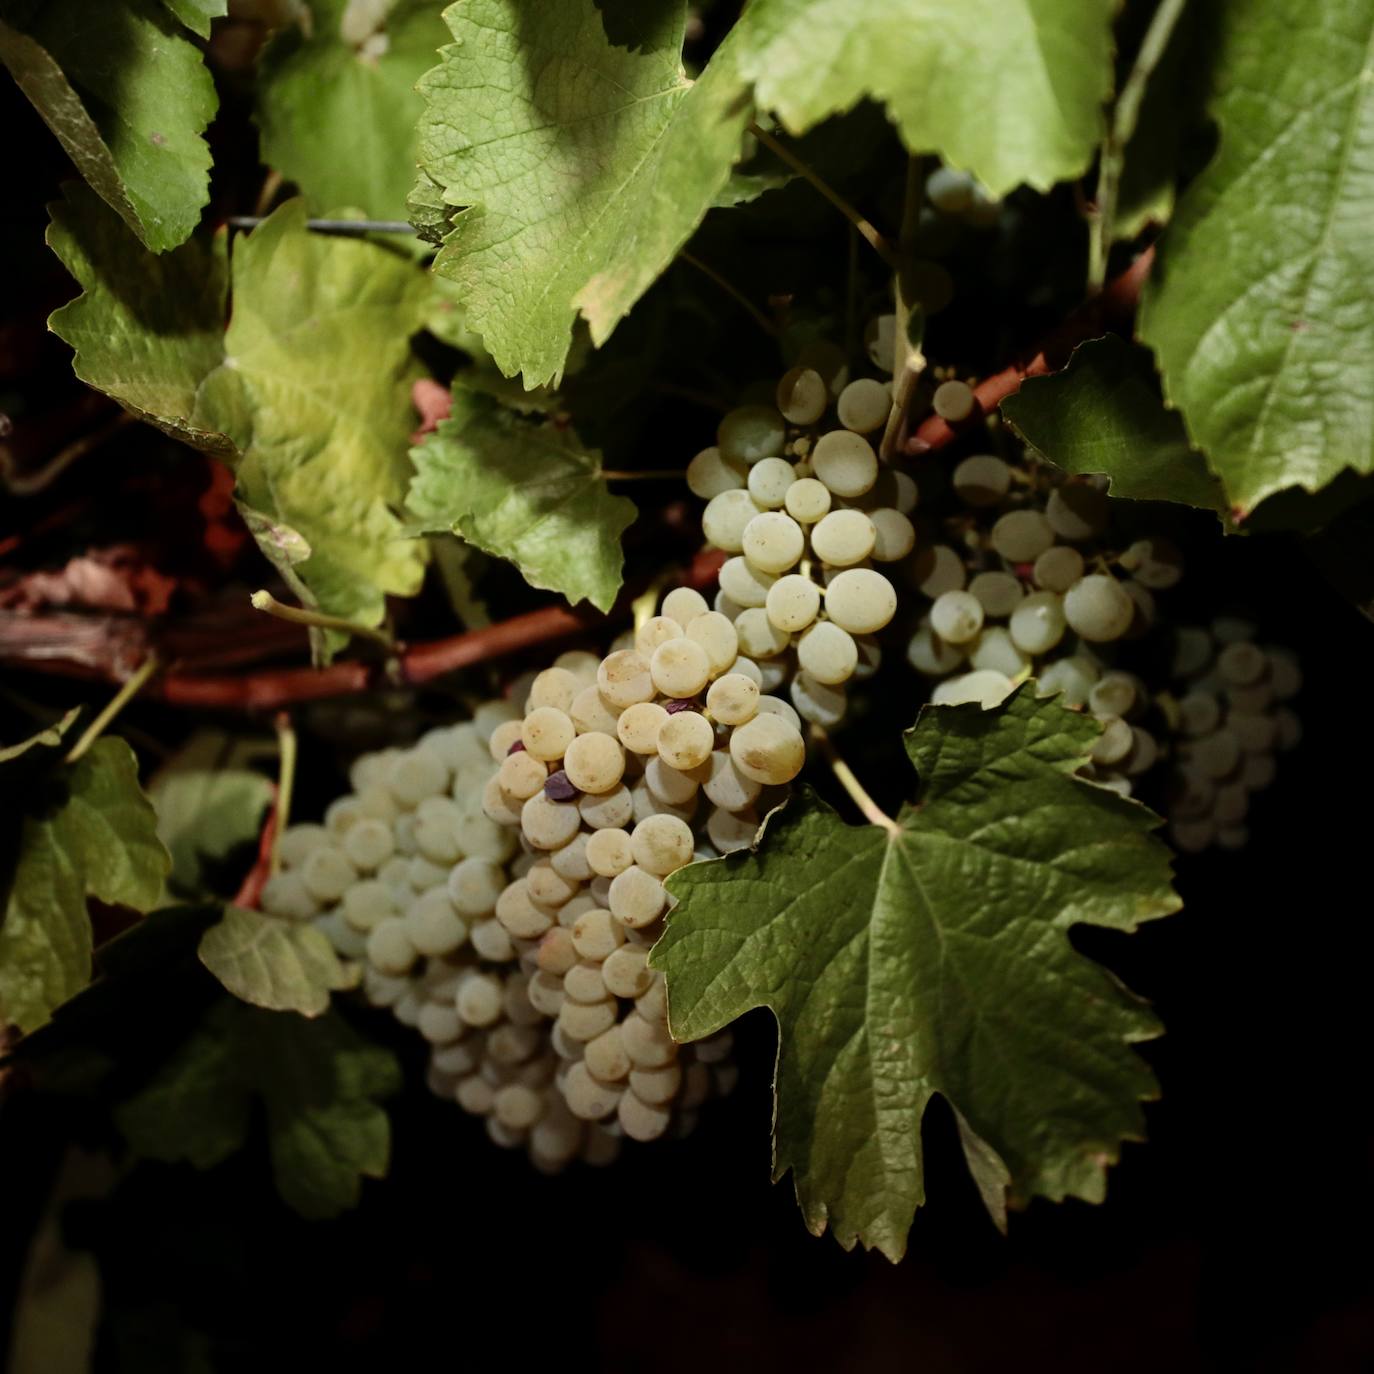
(415, 0, 752, 386)
(46, 184, 233, 453)
(0, 0, 216, 252)
(159, 0, 227, 38)
(116, 999, 401, 1219)
(1000, 336, 1227, 513)
(257, 0, 450, 223)
(408, 395, 636, 611)
(198, 906, 349, 1017)
(729, 0, 1114, 196)
(0, 739, 171, 1033)
(1138, 0, 1374, 515)
(652, 690, 1179, 1260)
(193, 200, 430, 634)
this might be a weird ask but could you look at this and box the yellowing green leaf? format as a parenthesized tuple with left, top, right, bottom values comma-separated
(0, 0, 216, 252)
(408, 395, 636, 611)
(730, 0, 1114, 196)
(1138, 0, 1374, 514)
(116, 999, 401, 1219)
(198, 906, 349, 1017)
(257, 0, 451, 223)
(0, 739, 171, 1033)
(652, 690, 1179, 1260)
(416, 0, 752, 386)
(193, 200, 430, 634)
(1000, 336, 1227, 514)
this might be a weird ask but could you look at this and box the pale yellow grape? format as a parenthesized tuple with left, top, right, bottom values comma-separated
(584, 1024, 631, 1082)
(354, 786, 398, 824)
(1009, 591, 1067, 655)
(932, 379, 975, 421)
(617, 701, 668, 755)
(562, 731, 625, 794)
(662, 586, 710, 628)
(520, 792, 581, 850)
(636, 615, 681, 657)
(1033, 545, 1084, 593)
(718, 554, 776, 607)
(554, 649, 601, 683)
(323, 798, 361, 839)
(343, 818, 394, 871)
(930, 590, 983, 645)
(766, 574, 821, 632)
(733, 607, 789, 660)
(784, 476, 832, 525)
(631, 814, 695, 876)
(571, 907, 626, 961)
(755, 694, 802, 732)
(1088, 672, 1139, 720)
(608, 864, 667, 928)
(796, 620, 856, 684)
(868, 507, 916, 561)
(532, 852, 583, 901)
(742, 511, 805, 574)
(367, 917, 416, 976)
(747, 457, 796, 509)
(811, 429, 878, 497)
(657, 710, 715, 771)
(492, 1083, 544, 1131)
(279, 823, 329, 868)
(495, 879, 556, 938)
(406, 889, 467, 957)
(602, 946, 652, 1000)
(1125, 727, 1160, 776)
(707, 805, 758, 853)
(408, 855, 449, 891)
(488, 719, 524, 762)
(415, 807, 464, 865)
(702, 489, 762, 552)
(377, 856, 413, 897)
(585, 827, 634, 878)
(261, 871, 317, 922)
(969, 627, 1030, 678)
(473, 699, 521, 742)
(701, 750, 761, 812)
(644, 756, 700, 806)
(728, 655, 763, 686)
(578, 782, 634, 830)
(717, 404, 785, 464)
(386, 750, 448, 806)
(646, 638, 708, 698)
(1218, 641, 1266, 686)
(597, 649, 654, 708)
(913, 543, 966, 596)
(618, 1090, 671, 1142)
(836, 377, 890, 433)
(1090, 716, 1134, 766)
(569, 684, 621, 736)
(342, 879, 394, 932)
(685, 611, 739, 675)
(706, 672, 760, 725)
(927, 165, 974, 212)
(362, 965, 407, 1008)
(775, 365, 828, 424)
(729, 712, 805, 784)
(558, 995, 619, 1043)
(824, 568, 896, 634)
(529, 968, 567, 1016)
(455, 811, 515, 865)
(622, 1011, 678, 1068)
(564, 1061, 622, 1120)
(686, 446, 747, 499)
(790, 671, 847, 727)
(521, 706, 574, 761)
(1063, 574, 1134, 642)
(628, 1062, 682, 1107)
(537, 927, 578, 976)
(499, 749, 547, 800)
(527, 667, 578, 712)
(302, 847, 356, 904)
(869, 466, 919, 515)
(564, 960, 611, 1004)
(455, 973, 504, 1028)
(811, 509, 876, 566)
(990, 510, 1054, 562)
(930, 670, 1015, 708)
(952, 454, 1010, 506)
(1046, 484, 1109, 540)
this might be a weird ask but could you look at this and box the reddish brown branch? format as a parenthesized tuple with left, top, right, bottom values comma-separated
(905, 247, 1154, 455)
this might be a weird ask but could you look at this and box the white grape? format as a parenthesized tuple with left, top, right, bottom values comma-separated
(741, 511, 805, 574)
(811, 429, 878, 497)
(810, 509, 876, 566)
(775, 366, 829, 425)
(1063, 574, 1133, 642)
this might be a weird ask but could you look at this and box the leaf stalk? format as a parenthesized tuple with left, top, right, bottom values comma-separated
(65, 652, 160, 763)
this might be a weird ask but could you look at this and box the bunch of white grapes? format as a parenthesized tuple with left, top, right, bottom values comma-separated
(689, 355, 909, 728)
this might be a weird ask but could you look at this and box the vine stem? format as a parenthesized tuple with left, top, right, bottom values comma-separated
(748, 122, 899, 269)
(680, 252, 779, 338)
(250, 589, 396, 650)
(879, 154, 930, 463)
(1086, 0, 1188, 293)
(64, 652, 160, 763)
(269, 712, 296, 876)
(811, 727, 900, 836)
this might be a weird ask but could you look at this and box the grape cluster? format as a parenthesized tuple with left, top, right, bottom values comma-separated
(690, 359, 909, 727)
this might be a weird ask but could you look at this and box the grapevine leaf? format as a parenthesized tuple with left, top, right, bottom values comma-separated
(0, 739, 171, 1033)
(1000, 336, 1227, 514)
(193, 200, 430, 637)
(652, 689, 1179, 1261)
(408, 395, 636, 612)
(408, 168, 459, 248)
(256, 0, 451, 223)
(159, 0, 227, 38)
(46, 184, 233, 454)
(116, 999, 401, 1219)
(197, 906, 349, 1017)
(0, 0, 216, 252)
(1138, 0, 1374, 514)
(728, 0, 1114, 196)
(415, 0, 752, 386)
